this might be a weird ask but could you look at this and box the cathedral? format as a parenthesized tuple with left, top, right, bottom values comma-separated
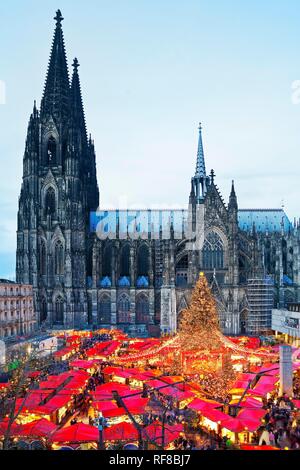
(16, 11, 300, 337)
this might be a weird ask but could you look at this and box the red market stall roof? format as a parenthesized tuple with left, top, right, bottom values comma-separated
(54, 346, 75, 358)
(257, 375, 278, 386)
(188, 398, 221, 412)
(70, 359, 100, 369)
(86, 340, 121, 357)
(102, 366, 124, 375)
(0, 418, 22, 436)
(122, 397, 149, 414)
(237, 408, 266, 422)
(220, 417, 247, 433)
(146, 379, 167, 389)
(143, 422, 184, 446)
(39, 370, 89, 392)
(158, 386, 194, 402)
(50, 423, 99, 443)
(230, 397, 263, 408)
(200, 408, 229, 423)
(127, 340, 161, 352)
(103, 422, 139, 441)
(248, 382, 276, 397)
(230, 380, 252, 390)
(30, 393, 73, 415)
(92, 383, 138, 400)
(16, 418, 57, 438)
(93, 401, 119, 413)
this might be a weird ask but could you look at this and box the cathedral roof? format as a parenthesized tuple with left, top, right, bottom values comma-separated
(90, 208, 292, 238)
(238, 209, 291, 233)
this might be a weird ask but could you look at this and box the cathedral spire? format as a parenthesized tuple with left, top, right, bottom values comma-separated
(70, 57, 87, 141)
(40, 10, 70, 123)
(190, 123, 209, 204)
(228, 180, 238, 212)
(195, 122, 206, 178)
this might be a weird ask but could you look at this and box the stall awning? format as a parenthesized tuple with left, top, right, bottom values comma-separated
(143, 422, 184, 446)
(16, 418, 57, 438)
(187, 398, 221, 412)
(103, 422, 139, 441)
(50, 423, 99, 443)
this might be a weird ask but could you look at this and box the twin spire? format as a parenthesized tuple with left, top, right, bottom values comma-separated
(190, 123, 209, 203)
(191, 124, 238, 210)
(195, 122, 206, 179)
(40, 9, 86, 138)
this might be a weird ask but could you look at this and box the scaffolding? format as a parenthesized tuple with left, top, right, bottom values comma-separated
(247, 277, 274, 335)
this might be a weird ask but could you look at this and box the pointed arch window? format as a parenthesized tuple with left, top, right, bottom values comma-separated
(40, 240, 47, 275)
(40, 298, 47, 323)
(136, 294, 150, 324)
(45, 187, 56, 217)
(98, 294, 111, 324)
(202, 232, 224, 269)
(120, 244, 130, 277)
(175, 254, 188, 287)
(117, 294, 131, 323)
(54, 240, 64, 275)
(47, 136, 57, 166)
(265, 240, 271, 274)
(54, 296, 64, 324)
(282, 239, 287, 275)
(102, 244, 112, 278)
(137, 244, 149, 278)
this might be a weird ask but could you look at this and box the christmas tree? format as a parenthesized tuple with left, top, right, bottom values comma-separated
(178, 272, 221, 351)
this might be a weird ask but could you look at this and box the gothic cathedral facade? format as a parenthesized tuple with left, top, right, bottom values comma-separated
(16, 12, 300, 336)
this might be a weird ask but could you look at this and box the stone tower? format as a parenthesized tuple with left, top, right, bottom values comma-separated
(16, 10, 99, 328)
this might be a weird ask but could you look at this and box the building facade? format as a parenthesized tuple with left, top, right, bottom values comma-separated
(0, 280, 36, 338)
(16, 11, 300, 336)
(272, 303, 300, 346)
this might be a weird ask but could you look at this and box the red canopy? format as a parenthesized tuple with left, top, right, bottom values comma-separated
(237, 408, 266, 422)
(17, 418, 57, 438)
(103, 422, 139, 441)
(0, 418, 22, 436)
(143, 422, 184, 446)
(231, 397, 262, 408)
(188, 398, 221, 412)
(50, 423, 99, 443)
(70, 359, 99, 369)
(122, 397, 149, 414)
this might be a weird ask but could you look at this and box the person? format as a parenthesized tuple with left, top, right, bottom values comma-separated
(269, 429, 275, 446)
(259, 428, 270, 446)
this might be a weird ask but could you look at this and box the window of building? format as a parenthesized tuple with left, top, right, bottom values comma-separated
(98, 294, 111, 323)
(117, 294, 131, 323)
(202, 232, 224, 269)
(136, 294, 150, 324)
(40, 240, 47, 275)
(120, 245, 130, 277)
(45, 187, 56, 217)
(137, 244, 149, 278)
(54, 241, 64, 275)
(47, 136, 57, 165)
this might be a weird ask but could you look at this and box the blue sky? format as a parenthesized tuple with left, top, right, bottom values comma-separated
(0, 0, 300, 279)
